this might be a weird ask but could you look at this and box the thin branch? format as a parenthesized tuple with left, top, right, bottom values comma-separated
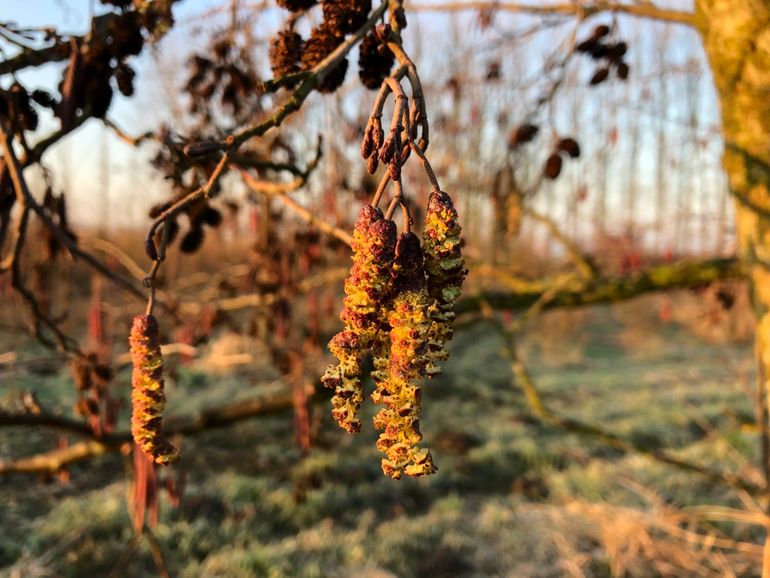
(0, 386, 294, 474)
(408, 1, 695, 26)
(0, 41, 72, 75)
(242, 172, 354, 246)
(525, 206, 597, 278)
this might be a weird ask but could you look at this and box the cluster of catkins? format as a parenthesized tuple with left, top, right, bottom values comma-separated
(323, 192, 465, 479)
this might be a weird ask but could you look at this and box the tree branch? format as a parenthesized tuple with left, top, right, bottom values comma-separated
(456, 257, 744, 315)
(0, 387, 294, 474)
(408, 1, 695, 26)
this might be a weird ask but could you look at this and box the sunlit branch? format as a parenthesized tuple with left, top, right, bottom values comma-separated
(408, 2, 695, 26)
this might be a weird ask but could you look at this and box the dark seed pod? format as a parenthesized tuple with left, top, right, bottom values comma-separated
(180, 226, 205, 253)
(148, 201, 173, 219)
(617, 62, 630, 80)
(588, 43, 609, 60)
(20, 106, 38, 131)
(508, 123, 539, 149)
(201, 207, 223, 227)
(592, 24, 610, 39)
(576, 38, 597, 53)
(544, 154, 563, 179)
(301, 23, 347, 93)
(31, 89, 57, 108)
(607, 42, 628, 62)
(557, 137, 581, 159)
(358, 31, 394, 90)
(115, 63, 136, 97)
(129, 315, 178, 465)
(276, 0, 317, 11)
(590, 67, 610, 86)
(323, 0, 372, 36)
(269, 27, 304, 84)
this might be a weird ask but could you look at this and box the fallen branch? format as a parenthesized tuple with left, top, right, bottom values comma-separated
(456, 257, 744, 315)
(0, 387, 294, 474)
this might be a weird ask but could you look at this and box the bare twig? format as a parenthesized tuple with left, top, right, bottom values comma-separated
(407, 1, 695, 26)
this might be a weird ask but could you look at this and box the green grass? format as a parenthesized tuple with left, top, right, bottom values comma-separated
(0, 302, 762, 577)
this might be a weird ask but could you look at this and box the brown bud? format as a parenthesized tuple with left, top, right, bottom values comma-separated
(557, 137, 581, 159)
(590, 67, 610, 86)
(183, 140, 222, 158)
(544, 154, 563, 179)
(592, 24, 610, 39)
(509, 123, 539, 149)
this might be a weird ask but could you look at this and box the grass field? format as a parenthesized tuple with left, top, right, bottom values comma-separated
(1, 295, 764, 577)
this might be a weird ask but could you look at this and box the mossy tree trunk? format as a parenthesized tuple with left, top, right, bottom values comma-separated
(695, 0, 770, 568)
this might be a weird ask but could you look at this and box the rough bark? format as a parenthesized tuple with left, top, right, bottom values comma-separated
(695, 0, 770, 436)
(695, 1, 770, 571)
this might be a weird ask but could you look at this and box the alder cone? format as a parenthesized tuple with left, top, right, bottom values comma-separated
(544, 153, 563, 179)
(358, 32, 394, 89)
(592, 24, 610, 39)
(323, 0, 372, 35)
(269, 28, 304, 84)
(276, 0, 317, 11)
(617, 62, 630, 80)
(301, 24, 348, 93)
(509, 123, 539, 149)
(180, 226, 205, 253)
(590, 67, 610, 86)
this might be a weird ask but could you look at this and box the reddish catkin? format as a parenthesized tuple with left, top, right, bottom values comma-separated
(129, 315, 178, 465)
(372, 232, 436, 479)
(422, 190, 467, 377)
(322, 206, 396, 433)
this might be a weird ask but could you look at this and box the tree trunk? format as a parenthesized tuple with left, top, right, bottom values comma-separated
(695, 0, 770, 569)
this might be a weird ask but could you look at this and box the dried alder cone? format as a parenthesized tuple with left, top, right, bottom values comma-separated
(130, 315, 178, 465)
(269, 27, 304, 85)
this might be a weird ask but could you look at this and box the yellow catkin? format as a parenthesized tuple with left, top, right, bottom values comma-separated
(322, 205, 396, 432)
(129, 314, 178, 465)
(372, 232, 436, 479)
(421, 190, 466, 377)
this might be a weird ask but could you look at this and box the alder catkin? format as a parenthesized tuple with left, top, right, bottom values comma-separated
(322, 206, 396, 433)
(372, 232, 436, 479)
(421, 190, 466, 376)
(129, 314, 178, 465)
